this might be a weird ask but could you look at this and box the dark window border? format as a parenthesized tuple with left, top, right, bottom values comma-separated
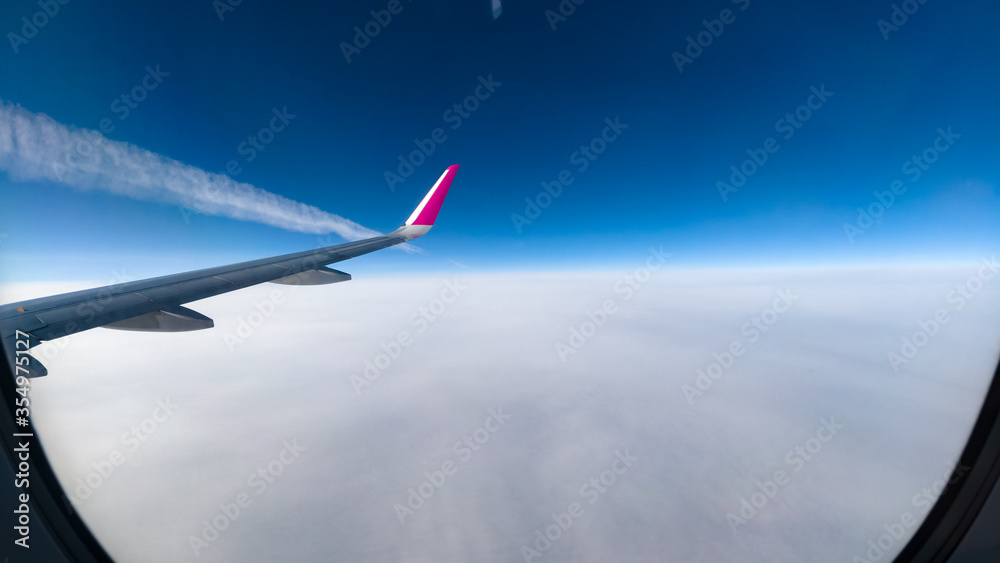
(1, 344, 113, 562)
(896, 349, 1000, 562)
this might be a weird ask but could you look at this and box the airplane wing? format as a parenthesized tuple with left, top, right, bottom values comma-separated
(1, 165, 460, 378)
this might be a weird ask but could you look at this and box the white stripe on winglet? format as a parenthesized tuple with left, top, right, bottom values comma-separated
(404, 168, 450, 226)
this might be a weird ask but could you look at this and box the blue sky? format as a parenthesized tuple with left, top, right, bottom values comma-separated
(0, 0, 998, 282)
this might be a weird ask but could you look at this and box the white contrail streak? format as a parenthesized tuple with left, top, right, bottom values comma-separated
(0, 100, 382, 241)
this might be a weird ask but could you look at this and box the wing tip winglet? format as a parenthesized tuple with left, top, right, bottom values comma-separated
(404, 165, 459, 227)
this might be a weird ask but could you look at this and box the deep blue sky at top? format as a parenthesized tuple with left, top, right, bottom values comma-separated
(0, 0, 998, 282)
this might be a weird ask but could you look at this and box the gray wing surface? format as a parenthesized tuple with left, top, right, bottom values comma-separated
(1, 164, 459, 377)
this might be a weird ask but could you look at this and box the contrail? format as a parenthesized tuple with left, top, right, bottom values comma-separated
(0, 100, 382, 241)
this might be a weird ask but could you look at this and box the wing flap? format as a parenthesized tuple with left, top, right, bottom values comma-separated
(271, 267, 352, 286)
(104, 306, 214, 332)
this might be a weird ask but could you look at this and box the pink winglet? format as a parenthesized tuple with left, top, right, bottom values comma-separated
(405, 165, 459, 226)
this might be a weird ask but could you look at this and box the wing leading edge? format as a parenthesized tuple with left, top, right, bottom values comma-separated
(1, 165, 459, 377)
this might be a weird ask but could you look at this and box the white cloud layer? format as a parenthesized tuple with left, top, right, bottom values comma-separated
(0, 100, 381, 241)
(9, 264, 1000, 562)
